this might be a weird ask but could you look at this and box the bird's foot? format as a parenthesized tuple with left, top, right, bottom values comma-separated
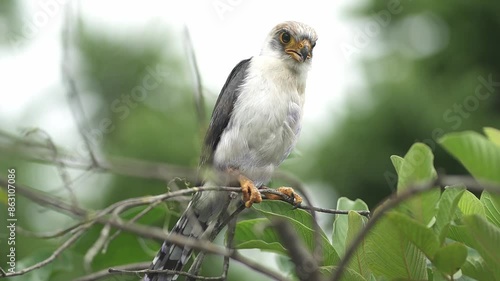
(264, 187, 303, 206)
(238, 175, 262, 208)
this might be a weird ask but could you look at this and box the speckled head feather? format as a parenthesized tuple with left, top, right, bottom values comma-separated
(261, 21, 318, 69)
(271, 21, 318, 44)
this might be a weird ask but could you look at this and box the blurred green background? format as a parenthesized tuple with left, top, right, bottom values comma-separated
(0, 0, 499, 280)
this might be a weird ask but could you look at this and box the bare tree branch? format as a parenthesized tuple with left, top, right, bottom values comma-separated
(0, 179, 287, 280)
(112, 267, 225, 281)
(222, 216, 237, 280)
(23, 128, 80, 208)
(0, 170, 371, 280)
(61, 3, 99, 166)
(272, 218, 320, 281)
(16, 222, 84, 239)
(74, 262, 150, 281)
(298, 205, 370, 217)
(0, 226, 88, 277)
(183, 25, 207, 130)
(11, 125, 499, 281)
(102, 200, 162, 253)
(271, 170, 324, 265)
(0, 129, 200, 182)
(84, 223, 112, 272)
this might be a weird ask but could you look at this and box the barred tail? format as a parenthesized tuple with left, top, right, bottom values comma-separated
(144, 186, 241, 281)
(144, 200, 209, 281)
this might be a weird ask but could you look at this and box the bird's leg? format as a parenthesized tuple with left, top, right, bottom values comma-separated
(238, 174, 262, 208)
(228, 169, 262, 208)
(263, 187, 303, 206)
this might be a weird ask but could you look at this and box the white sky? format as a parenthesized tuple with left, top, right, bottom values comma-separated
(0, 0, 368, 148)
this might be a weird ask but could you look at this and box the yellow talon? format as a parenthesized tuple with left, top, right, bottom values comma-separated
(265, 187, 302, 205)
(238, 175, 262, 208)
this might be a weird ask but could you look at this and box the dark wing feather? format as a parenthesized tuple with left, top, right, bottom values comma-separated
(200, 58, 251, 167)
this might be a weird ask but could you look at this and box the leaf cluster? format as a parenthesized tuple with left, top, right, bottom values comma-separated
(233, 128, 500, 281)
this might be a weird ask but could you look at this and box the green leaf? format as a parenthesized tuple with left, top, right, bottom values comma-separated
(319, 266, 367, 281)
(397, 143, 437, 191)
(254, 201, 320, 236)
(390, 155, 405, 174)
(397, 143, 440, 225)
(434, 186, 465, 243)
(439, 131, 500, 184)
(447, 224, 476, 248)
(332, 198, 369, 257)
(252, 201, 340, 265)
(463, 214, 500, 280)
(447, 191, 488, 248)
(387, 211, 440, 259)
(365, 215, 427, 280)
(433, 242, 468, 275)
(484, 127, 500, 146)
(462, 257, 496, 281)
(346, 211, 370, 279)
(480, 192, 500, 227)
(233, 218, 287, 255)
(458, 190, 486, 217)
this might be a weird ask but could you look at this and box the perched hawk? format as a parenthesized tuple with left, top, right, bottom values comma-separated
(145, 21, 318, 281)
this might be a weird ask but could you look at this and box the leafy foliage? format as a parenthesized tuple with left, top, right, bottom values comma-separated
(303, 0, 500, 208)
(234, 128, 500, 280)
(233, 201, 339, 266)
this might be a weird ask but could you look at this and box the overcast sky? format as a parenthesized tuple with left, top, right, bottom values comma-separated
(0, 0, 368, 147)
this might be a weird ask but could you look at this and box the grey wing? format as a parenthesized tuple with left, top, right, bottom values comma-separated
(200, 58, 251, 167)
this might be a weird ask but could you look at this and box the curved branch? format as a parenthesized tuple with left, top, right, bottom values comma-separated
(0, 227, 87, 278)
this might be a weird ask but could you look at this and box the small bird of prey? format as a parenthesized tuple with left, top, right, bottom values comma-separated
(144, 21, 317, 281)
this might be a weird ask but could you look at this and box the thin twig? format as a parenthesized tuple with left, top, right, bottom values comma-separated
(222, 216, 237, 280)
(23, 128, 80, 208)
(85, 199, 166, 271)
(272, 218, 320, 281)
(298, 205, 370, 217)
(84, 223, 112, 272)
(103, 201, 163, 253)
(15, 223, 83, 239)
(187, 251, 206, 280)
(0, 226, 88, 277)
(186, 193, 244, 280)
(0, 179, 286, 280)
(230, 251, 288, 281)
(0, 177, 88, 218)
(113, 268, 223, 281)
(0, 130, 199, 182)
(61, 3, 99, 166)
(74, 262, 150, 281)
(183, 25, 206, 130)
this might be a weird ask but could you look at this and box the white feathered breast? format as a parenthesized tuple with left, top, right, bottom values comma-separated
(213, 55, 308, 186)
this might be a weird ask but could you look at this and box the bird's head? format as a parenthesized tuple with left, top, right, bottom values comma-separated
(261, 21, 318, 69)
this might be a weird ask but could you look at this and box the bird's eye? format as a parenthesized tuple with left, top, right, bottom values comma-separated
(280, 32, 291, 44)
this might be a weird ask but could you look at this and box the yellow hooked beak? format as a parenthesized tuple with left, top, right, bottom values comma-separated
(285, 39, 313, 62)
